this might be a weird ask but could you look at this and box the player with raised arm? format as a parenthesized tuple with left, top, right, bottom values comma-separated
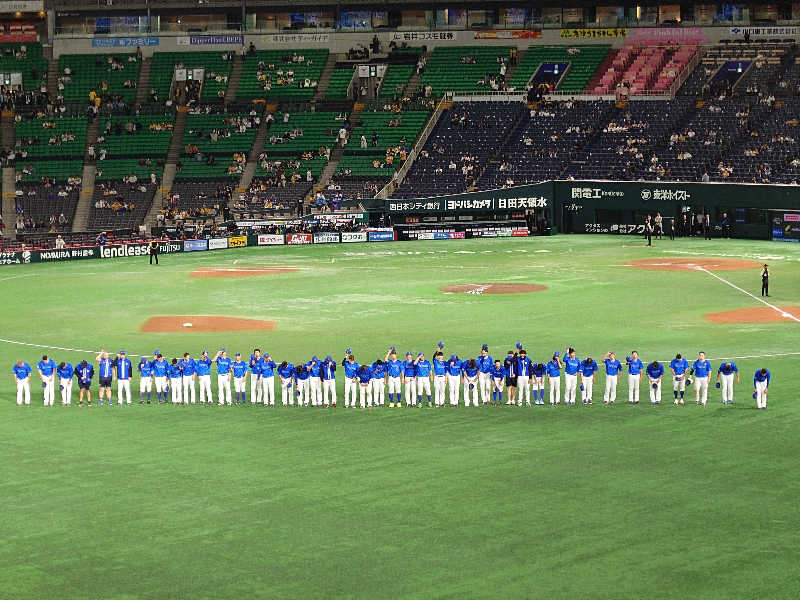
(432, 344, 447, 407)
(601, 351, 621, 404)
(342, 350, 359, 408)
(546, 352, 563, 405)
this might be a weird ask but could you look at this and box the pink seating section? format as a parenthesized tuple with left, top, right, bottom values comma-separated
(592, 43, 698, 95)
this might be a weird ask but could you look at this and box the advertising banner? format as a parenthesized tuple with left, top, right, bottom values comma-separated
(99, 242, 181, 258)
(227, 235, 247, 248)
(38, 247, 100, 262)
(92, 37, 159, 47)
(368, 230, 394, 242)
(208, 238, 228, 250)
(286, 233, 312, 245)
(474, 30, 541, 39)
(341, 231, 367, 243)
(560, 28, 627, 39)
(392, 31, 460, 42)
(257, 234, 285, 246)
(448, 231, 466, 239)
(183, 239, 208, 252)
(730, 26, 800, 38)
(313, 232, 340, 244)
(263, 34, 330, 45)
(177, 35, 244, 46)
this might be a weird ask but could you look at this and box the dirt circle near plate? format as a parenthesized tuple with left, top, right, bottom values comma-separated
(439, 283, 547, 295)
(626, 258, 762, 271)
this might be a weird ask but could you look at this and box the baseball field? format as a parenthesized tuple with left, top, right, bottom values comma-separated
(2, 235, 799, 599)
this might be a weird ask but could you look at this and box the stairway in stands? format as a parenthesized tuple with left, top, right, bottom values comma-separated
(313, 53, 339, 101)
(504, 47, 526, 86)
(72, 165, 96, 233)
(236, 103, 277, 194)
(403, 50, 430, 97)
(223, 54, 244, 104)
(134, 56, 152, 105)
(43, 45, 59, 100)
(142, 107, 188, 232)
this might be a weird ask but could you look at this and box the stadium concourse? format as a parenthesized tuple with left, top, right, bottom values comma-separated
(2, 34, 800, 249)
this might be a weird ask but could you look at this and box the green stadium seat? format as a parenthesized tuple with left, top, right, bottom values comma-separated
(419, 46, 514, 95)
(16, 160, 83, 183)
(97, 115, 174, 158)
(95, 159, 163, 182)
(0, 42, 46, 92)
(509, 45, 611, 92)
(237, 49, 329, 100)
(183, 113, 258, 156)
(150, 51, 232, 102)
(379, 65, 414, 99)
(325, 67, 355, 99)
(16, 117, 87, 160)
(58, 53, 141, 104)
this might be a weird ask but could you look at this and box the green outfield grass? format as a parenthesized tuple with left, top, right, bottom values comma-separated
(2, 235, 799, 599)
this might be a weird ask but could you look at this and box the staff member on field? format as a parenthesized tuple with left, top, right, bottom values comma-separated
(149, 239, 159, 265)
(75, 360, 94, 406)
(761, 264, 769, 297)
(13, 360, 32, 406)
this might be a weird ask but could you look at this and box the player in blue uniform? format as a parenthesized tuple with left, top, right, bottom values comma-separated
(277, 360, 296, 406)
(504, 349, 518, 405)
(249, 349, 263, 405)
(321, 356, 337, 407)
(196, 350, 213, 404)
(579, 357, 598, 404)
(75, 360, 94, 406)
(462, 358, 479, 407)
(138, 356, 153, 404)
(691, 351, 712, 406)
(669, 353, 690, 404)
(432, 349, 448, 407)
(562, 348, 581, 405)
(57, 360, 74, 406)
(646, 360, 664, 405)
(476, 344, 493, 405)
(213, 349, 233, 406)
(260, 353, 278, 407)
(626, 351, 644, 404)
(151, 354, 169, 403)
(13, 360, 32, 406)
(232, 353, 249, 405)
(371, 359, 386, 407)
(532, 361, 546, 405)
(357, 363, 373, 408)
(753, 368, 771, 409)
(601, 351, 622, 404)
(491, 359, 506, 405)
(168, 359, 183, 404)
(113, 350, 132, 405)
(306, 356, 323, 407)
(295, 363, 311, 406)
(546, 352, 563, 405)
(95, 350, 113, 407)
(37, 354, 57, 406)
(402, 352, 417, 407)
(515, 349, 533, 406)
(180, 352, 197, 405)
(342, 351, 360, 408)
(715, 361, 740, 404)
(384, 348, 403, 407)
(446, 355, 462, 407)
(415, 352, 433, 407)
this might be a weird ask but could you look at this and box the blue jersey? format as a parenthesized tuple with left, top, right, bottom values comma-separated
(13, 362, 32, 379)
(415, 360, 432, 377)
(692, 359, 712, 378)
(152, 359, 168, 377)
(463, 363, 479, 378)
(580, 360, 598, 377)
(139, 360, 153, 377)
(232, 361, 248, 378)
(387, 359, 403, 377)
(343, 360, 359, 378)
(753, 369, 771, 386)
(491, 365, 506, 379)
(195, 357, 212, 376)
(646, 362, 664, 379)
(307, 360, 322, 377)
(604, 359, 622, 376)
(628, 358, 644, 375)
(717, 362, 738, 375)
(433, 358, 447, 376)
(532, 362, 546, 378)
(277, 363, 295, 380)
(447, 360, 462, 376)
(249, 355, 263, 375)
(403, 360, 416, 377)
(546, 360, 561, 377)
(564, 356, 581, 376)
(371, 362, 386, 379)
(261, 359, 276, 377)
(75, 363, 94, 383)
(670, 357, 689, 375)
(216, 357, 232, 375)
(97, 358, 113, 379)
(357, 367, 373, 384)
(180, 358, 196, 376)
(57, 363, 74, 379)
(168, 364, 182, 379)
(295, 367, 310, 381)
(476, 355, 493, 374)
(516, 356, 533, 377)
(114, 358, 132, 380)
(38, 358, 57, 377)
(321, 361, 336, 380)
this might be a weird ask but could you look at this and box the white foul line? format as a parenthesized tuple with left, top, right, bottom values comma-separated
(0, 338, 103, 354)
(695, 266, 800, 324)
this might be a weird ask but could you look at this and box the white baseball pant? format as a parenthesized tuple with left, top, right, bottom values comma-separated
(673, 374, 686, 392)
(60, 377, 73, 405)
(251, 374, 261, 404)
(344, 378, 357, 407)
(549, 375, 560, 404)
(478, 372, 491, 404)
(309, 376, 322, 406)
(140, 376, 152, 394)
(387, 375, 401, 401)
(694, 376, 709, 405)
(581, 376, 593, 403)
(322, 378, 336, 406)
(198, 374, 212, 403)
(154, 376, 167, 394)
(217, 373, 231, 405)
(280, 379, 293, 405)
(463, 379, 478, 407)
(298, 379, 309, 405)
(16, 378, 30, 405)
(234, 376, 247, 395)
(649, 380, 661, 404)
(628, 374, 640, 403)
(434, 375, 446, 406)
(42, 374, 55, 406)
(532, 376, 544, 401)
(117, 379, 131, 405)
(517, 374, 530, 405)
(404, 377, 416, 406)
(564, 373, 578, 405)
(170, 378, 182, 404)
(447, 374, 460, 406)
(359, 383, 372, 408)
(720, 373, 735, 402)
(604, 375, 618, 403)
(755, 379, 768, 408)
(182, 375, 196, 404)
(417, 376, 431, 402)
(261, 375, 275, 405)
(371, 379, 384, 406)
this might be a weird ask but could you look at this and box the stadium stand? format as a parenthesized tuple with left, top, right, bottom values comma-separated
(150, 51, 233, 102)
(96, 115, 174, 158)
(58, 53, 141, 105)
(88, 179, 157, 232)
(419, 46, 514, 95)
(237, 49, 328, 100)
(509, 45, 611, 93)
(13, 164, 82, 234)
(325, 67, 355, 99)
(15, 116, 87, 159)
(0, 42, 46, 93)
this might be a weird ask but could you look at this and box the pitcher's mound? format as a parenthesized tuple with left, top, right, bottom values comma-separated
(141, 316, 276, 333)
(191, 266, 298, 278)
(439, 283, 547, 295)
(627, 258, 761, 271)
(704, 306, 800, 323)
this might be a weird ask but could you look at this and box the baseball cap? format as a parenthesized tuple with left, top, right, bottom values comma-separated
(154, 349, 160, 355)
(202, 349, 208, 354)
(119, 350, 126, 355)
(141, 356, 148, 360)
(312, 355, 319, 361)
(406, 351, 413, 357)
(449, 354, 457, 362)
(220, 348, 226, 353)
(481, 344, 488, 351)
(235, 352, 241, 357)
(325, 355, 333, 362)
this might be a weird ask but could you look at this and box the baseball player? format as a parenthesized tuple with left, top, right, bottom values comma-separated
(321, 356, 337, 407)
(138, 356, 153, 404)
(504, 349, 518, 405)
(753, 368, 771, 409)
(13, 360, 32, 406)
(646, 360, 664, 405)
(716, 361, 739, 404)
(249, 349, 263, 404)
(232, 353, 249, 405)
(196, 350, 213, 404)
(180, 352, 197, 405)
(260, 353, 277, 406)
(447, 355, 462, 407)
(277, 360, 296, 406)
(57, 360, 74, 406)
(669, 353, 690, 405)
(491, 359, 506, 405)
(114, 350, 132, 405)
(691, 351, 712, 406)
(306, 356, 323, 407)
(432, 349, 447, 407)
(295, 363, 311, 406)
(563, 348, 580, 406)
(37, 354, 57, 406)
(462, 358, 480, 407)
(580, 357, 598, 404)
(371, 359, 386, 407)
(342, 351, 360, 408)
(213, 349, 233, 406)
(626, 351, 644, 404)
(385, 347, 403, 407)
(515, 349, 533, 407)
(601, 351, 621, 404)
(95, 350, 113, 407)
(532, 361, 546, 405)
(151, 353, 169, 403)
(476, 344, 493, 405)
(415, 352, 433, 407)
(546, 352, 563, 405)
(75, 359, 94, 406)
(357, 363, 373, 408)
(168, 359, 183, 404)
(402, 352, 417, 407)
